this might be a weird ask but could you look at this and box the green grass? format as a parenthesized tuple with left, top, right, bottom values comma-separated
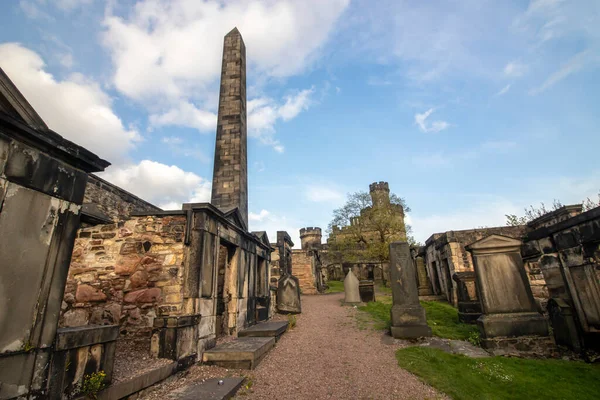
(421, 301, 478, 341)
(396, 347, 600, 400)
(357, 298, 478, 341)
(325, 280, 344, 293)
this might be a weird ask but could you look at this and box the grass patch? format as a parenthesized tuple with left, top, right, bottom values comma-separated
(396, 347, 600, 400)
(357, 298, 478, 341)
(325, 280, 344, 293)
(421, 301, 478, 341)
(358, 300, 392, 330)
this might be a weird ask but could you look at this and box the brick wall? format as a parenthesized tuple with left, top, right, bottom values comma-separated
(292, 249, 318, 294)
(60, 215, 186, 337)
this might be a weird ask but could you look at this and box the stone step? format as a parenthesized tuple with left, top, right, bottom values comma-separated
(169, 377, 244, 399)
(202, 337, 275, 370)
(238, 321, 288, 341)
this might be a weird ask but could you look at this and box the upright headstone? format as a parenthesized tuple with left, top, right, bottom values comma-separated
(344, 269, 361, 304)
(211, 27, 248, 229)
(466, 235, 551, 352)
(389, 242, 432, 338)
(276, 232, 301, 313)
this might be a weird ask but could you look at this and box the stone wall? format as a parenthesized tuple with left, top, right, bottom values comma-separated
(522, 205, 600, 349)
(423, 226, 528, 304)
(291, 249, 318, 294)
(83, 174, 161, 223)
(61, 215, 186, 337)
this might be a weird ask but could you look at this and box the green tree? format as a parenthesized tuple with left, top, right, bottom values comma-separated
(505, 194, 600, 226)
(326, 190, 418, 263)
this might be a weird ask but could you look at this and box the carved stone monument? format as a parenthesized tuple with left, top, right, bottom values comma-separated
(344, 269, 361, 304)
(466, 235, 552, 353)
(389, 242, 432, 338)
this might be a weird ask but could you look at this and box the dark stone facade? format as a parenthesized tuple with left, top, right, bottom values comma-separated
(0, 66, 109, 399)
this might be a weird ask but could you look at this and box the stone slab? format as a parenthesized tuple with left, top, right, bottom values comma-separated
(172, 378, 244, 400)
(477, 312, 549, 338)
(94, 361, 177, 400)
(238, 321, 288, 341)
(202, 337, 275, 370)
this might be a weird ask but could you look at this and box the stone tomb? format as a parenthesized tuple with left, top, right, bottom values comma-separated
(466, 235, 552, 354)
(359, 280, 375, 303)
(389, 242, 432, 338)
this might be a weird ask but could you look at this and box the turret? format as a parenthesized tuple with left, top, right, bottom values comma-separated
(369, 181, 390, 208)
(299, 227, 322, 250)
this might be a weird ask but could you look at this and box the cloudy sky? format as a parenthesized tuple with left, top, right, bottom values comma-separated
(1, 0, 599, 246)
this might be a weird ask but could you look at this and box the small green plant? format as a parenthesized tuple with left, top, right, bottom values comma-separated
(65, 360, 71, 372)
(81, 371, 106, 399)
(288, 314, 297, 329)
(467, 331, 481, 347)
(22, 341, 33, 352)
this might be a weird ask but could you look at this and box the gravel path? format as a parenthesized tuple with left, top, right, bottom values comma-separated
(242, 293, 441, 400)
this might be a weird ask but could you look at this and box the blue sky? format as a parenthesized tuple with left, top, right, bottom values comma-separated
(1, 0, 599, 246)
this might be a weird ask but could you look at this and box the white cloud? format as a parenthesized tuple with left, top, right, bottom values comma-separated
(305, 185, 344, 203)
(503, 62, 527, 77)
(414, 108, 450, 133)
(247, 87, 315, 152)
(99, 160, 211, 209)
(102, 0, 348, 100)
(530, 50, 595, 95)
(495, 83, 512, 96)
(55, 0, 94, 11)
(150, 101, 217, 132)
(249, 209, 270, 222)
(0, 43, 140, 162)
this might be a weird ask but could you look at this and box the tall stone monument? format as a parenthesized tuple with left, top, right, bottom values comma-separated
(389, 242, 432, 338)
(466, 235, 551, 352)
(211, 27, 248, 229)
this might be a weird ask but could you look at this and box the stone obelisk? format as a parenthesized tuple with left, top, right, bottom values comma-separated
(211, 27, 248, 229)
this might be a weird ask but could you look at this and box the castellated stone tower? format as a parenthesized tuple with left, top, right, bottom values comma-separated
(211, 27, 248, 228)
(369, 181, 391, 208)
(300, 227, 322, 250)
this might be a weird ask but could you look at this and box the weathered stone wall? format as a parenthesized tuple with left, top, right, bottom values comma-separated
(61, 215, 186, 337)
(423, 226, 528, 305)
(83, 174, 161, 222)
(291, 249, 318, 294)
(522, 206, 600, 337)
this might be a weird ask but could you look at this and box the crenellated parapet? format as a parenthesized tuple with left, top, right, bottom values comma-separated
(300, 227, 323, 250)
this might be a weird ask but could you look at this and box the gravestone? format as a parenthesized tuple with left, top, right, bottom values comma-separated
(466, 235, 551, 353)
(344, 269, 361, 304)
(359, 280, 375, 303)
(276, 231, 301, 313)
(452, 271, 482, 324)
(389, 242, 431, 338)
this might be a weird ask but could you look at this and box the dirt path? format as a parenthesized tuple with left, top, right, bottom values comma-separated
(242, 293, 440, 400)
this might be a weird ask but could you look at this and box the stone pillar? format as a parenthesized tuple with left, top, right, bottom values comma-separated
(0, 68, 109, 398)
(389, 242, 431, 338)
(466, 235, 551, 353)
(211, 27, 248, 229)
(343, 270, 361, 304)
